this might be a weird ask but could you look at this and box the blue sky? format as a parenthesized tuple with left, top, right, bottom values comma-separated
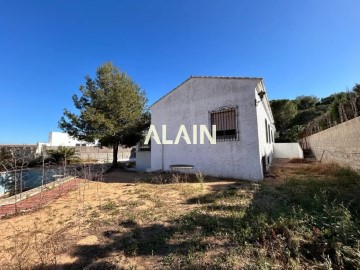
(0, 0, 359, 144)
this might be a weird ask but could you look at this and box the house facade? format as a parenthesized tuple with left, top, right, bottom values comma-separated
(145, 76, 275, 180)
(47, 132, 97, 147)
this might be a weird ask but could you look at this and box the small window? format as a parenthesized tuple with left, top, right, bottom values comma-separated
(265, 119, 268, 143)
(139, 140, 151, 151)
(268, 124, 270, 144)
(210, 107, 238, 141)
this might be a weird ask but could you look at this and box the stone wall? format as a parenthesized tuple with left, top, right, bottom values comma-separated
(301, 116, 360, 171)
(44, 146, 132, 163)
(75, 146, 132, 163)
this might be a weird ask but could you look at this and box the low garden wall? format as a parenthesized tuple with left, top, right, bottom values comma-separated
(274, 143, 304, 159)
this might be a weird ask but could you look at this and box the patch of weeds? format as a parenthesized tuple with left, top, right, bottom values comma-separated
(90, 211, 100, 218)
(151, 173, 190, 184)
(171, 173, 182, 183)
(138, 193, 152, 200)
(178, 184, 203, 198)
(123, 238, 138, 256)
(120, 224, 175, 257)
(100, 201, 118, 212)
(85, 211, 101, 224)
(128, 265, 138, 270)
(208, 251, 238, 270)
(119, 219, 137, 228)
(124, 212, 137, 223)
(161, 248, 207, 269)
(137, 209, 156, 222)
(124, 200, 140, 208)
(152, 198, 165, 208)
(151, 174, 165, 184)
(161, 253, 177, 268)
(196, 172, 204, 190)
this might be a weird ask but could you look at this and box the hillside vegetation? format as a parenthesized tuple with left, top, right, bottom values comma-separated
(270, 83, 360, 142)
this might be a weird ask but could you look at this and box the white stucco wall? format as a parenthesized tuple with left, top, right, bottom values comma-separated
(149, 77, 267, 180)
(274, 143, 304, 159)
(48, 132, 96, 147)
(136, 151, 151, 171)
(255, 83, 275, 174)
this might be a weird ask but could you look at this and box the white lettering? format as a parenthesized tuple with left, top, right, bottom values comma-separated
(174, 125, 191, 144)
(144, 125, 161, 144)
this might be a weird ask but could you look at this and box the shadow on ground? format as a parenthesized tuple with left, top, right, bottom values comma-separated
(38, 164, 360, 269)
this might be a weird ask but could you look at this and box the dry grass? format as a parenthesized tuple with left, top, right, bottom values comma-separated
(0, 170, 237, 269)
(0, 164, 359, 269)
(288, 158, 313, 164)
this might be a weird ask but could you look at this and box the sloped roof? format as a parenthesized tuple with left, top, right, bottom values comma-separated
(150, 76, 263, 108)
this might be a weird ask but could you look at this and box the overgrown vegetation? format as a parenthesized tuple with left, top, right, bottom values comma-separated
(167, 164, 360, 269)
(47, 146, 80, 165)
(1, 163, 359, 269)
(271, 83, 360, 142)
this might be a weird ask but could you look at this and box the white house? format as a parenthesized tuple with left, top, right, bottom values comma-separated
(47, 132, 97, 147)
(36, 132, 98, 155)
(141, 76, 275, 180)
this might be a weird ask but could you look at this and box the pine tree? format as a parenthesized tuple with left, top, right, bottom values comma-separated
(59, 62, 149, 167)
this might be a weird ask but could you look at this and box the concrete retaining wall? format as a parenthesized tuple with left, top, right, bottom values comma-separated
(302, 116, 360, 171)
(274, 143, 303, 159)
(75, 146, 131, 163)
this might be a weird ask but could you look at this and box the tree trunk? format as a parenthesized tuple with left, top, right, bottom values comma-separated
(112, 142, 119, 168)
(338, 104, 346, 123)
(341, 103, 348, 122)
(349, 99, 358, 117)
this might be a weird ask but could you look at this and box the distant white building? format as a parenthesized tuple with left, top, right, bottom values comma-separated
(138, 76, 275, 180)
(47, 132, 97, 147)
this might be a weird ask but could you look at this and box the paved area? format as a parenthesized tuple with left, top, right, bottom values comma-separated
(0, 178, 85, 217)
(0, 176, 76, 206)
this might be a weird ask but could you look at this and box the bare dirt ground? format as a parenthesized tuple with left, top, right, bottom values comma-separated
(0, 169, 244, 269)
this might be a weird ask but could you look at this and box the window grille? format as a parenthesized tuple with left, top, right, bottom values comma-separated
(210, 107, 238, 141)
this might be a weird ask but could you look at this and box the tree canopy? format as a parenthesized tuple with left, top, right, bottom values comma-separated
(271, 84, 360, 142)
(59, 62, 149, 167)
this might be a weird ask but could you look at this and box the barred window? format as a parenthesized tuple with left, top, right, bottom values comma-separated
(210, 107, 238, 141)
